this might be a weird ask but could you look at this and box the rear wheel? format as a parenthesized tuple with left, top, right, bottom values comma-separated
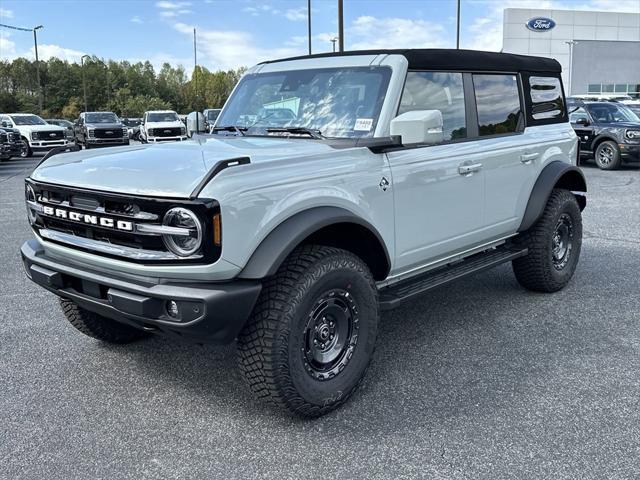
(59, 298, 150, 343)
(594, 140, 621, 170)
(512, 189, 582, 293)
(237, 245, 379, 417)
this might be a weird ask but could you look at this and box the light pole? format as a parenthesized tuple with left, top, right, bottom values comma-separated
(456, 0, 461, 49)
(330, 37, 338, 52)
(81, 54, 90, 112)
(95, 58, 111, 106)
(33, 25, 43, 113)
(307, 0, 312, 55)
(337, 0, 344, 52)
(565, 41, 577, 96)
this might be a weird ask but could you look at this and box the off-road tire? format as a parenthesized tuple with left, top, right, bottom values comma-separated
(594, 140, 621, 170)
(237, 245, 379, 417)
(59, 298, 150, 343)
(512, 189, 582, 293)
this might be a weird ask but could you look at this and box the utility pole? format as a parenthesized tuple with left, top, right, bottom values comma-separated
(194, 28, 199, 133)
(81, 54, 90, 112)
(33, 25, 44, 113)
(456, 0, 461, 49)
(307, 0, 312, 55)
(337, 0, 344, 52)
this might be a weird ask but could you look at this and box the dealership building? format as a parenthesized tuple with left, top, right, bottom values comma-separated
(502, 8, 640, 97)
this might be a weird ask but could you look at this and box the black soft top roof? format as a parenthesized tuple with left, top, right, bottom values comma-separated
(261, 49, 561, 74)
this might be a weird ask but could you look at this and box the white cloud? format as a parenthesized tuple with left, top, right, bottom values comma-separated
(0, 7, 13, 18)
(130, 16, 143, 24)
(156, 1, 191, 9)
(33, 44, 86, 63)
(285, 7, 308, 21)
(174, 22, 302, 70)
(348, 16, 448, 50)
(466, 0, 640, 51)
(159, 9, 192, 17)
(0, 33, 17, 59)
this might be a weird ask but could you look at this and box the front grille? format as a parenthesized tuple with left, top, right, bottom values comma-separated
(150, 127, 181, 137)
(35, 130, 64, 140)
(93, 128, 125, 139)
(26, 180, 220, 265)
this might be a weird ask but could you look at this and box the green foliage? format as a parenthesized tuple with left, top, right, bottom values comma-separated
(0, 56, 245, 119)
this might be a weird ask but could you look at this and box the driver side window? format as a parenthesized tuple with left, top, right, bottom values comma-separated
(569, 107, 589, 123)
(398, 71, 467, 142)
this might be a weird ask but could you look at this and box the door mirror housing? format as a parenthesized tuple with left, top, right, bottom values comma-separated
(1, 121, 8, 128)
(390, 110, 444, 145)
(575, 117, 589, 126)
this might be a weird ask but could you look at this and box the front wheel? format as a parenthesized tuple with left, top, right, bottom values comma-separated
(20, 139, 31, 158)
(512, 189, 582, 293)
(594, 140, 621, 170)
(237, 245, 379, 417)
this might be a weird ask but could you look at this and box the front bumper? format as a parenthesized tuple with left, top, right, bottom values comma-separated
(619, 143, 640, 162)
(86, 138, 129, 146)
(1, 143, 23, 157)
(21, 239, 261, 344)
(30, 140, 69, 152)
(147, 136, 188, 142)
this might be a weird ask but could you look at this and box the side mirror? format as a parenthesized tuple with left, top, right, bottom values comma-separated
(1, 121, 8, 128)
(575, 117, 589, 126)
(390, 110, 444, 145)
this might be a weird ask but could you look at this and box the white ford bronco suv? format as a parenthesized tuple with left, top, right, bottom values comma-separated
(22, 49, 585, 417)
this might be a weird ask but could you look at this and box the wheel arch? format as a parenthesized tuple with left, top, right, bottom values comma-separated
(590, 134, 618, 152)
(518, 161, 587, 232)
(237, 206, 391, 281)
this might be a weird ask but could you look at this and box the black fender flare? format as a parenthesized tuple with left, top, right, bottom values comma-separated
(237, 206, 391, 279)
(519, 161, 587, 232)
(590, 134, 618, 152)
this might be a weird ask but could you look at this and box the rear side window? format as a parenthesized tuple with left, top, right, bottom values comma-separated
(472, 74, 522, 136)
(399, 71, 467, 142)
(529, 76, 564, 120)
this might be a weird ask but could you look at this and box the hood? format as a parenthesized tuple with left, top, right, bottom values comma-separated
(600, 122, 640, 129)
(16, 124, 65, 133)
(30, 135, 346, 198)
(86, 122, 123, 129)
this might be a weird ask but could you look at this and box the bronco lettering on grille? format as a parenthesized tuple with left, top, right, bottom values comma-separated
(41, 205, 133, 231)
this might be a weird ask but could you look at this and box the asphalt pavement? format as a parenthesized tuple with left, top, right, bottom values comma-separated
(1, 154, 639, 479)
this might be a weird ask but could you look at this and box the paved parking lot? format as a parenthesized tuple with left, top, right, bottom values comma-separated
(1, 154, 639, 479)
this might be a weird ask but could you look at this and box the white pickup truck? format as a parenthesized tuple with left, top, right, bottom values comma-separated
(0, 113, 69, 157)
(139, 110, 188, 143)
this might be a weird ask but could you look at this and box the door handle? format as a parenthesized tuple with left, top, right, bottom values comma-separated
(458, 163, 483, 175)
(520, 153, 539, 164)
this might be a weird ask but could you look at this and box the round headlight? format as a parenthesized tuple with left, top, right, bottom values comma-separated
(25, 183, 37, 224)
(162, 207, 202, 257)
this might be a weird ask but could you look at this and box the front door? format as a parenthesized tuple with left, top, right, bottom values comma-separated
(387, 71, 485, 273)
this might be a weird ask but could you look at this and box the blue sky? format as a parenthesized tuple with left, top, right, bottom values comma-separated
(1, 0, 638, 72)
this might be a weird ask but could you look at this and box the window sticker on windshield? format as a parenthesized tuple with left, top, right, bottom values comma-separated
(354, 118, 373, 131)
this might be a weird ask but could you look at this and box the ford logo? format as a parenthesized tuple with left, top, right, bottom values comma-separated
(49, 133, 57, 137)
(164, 129, 172, 133)
(105, 131, 113, 134)
(526, 17, 556, 32)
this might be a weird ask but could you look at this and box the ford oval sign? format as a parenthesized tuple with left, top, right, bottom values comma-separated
(526, 17, 556, 32)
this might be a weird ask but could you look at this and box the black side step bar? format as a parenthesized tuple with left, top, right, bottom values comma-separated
(379, 246, 528, 310)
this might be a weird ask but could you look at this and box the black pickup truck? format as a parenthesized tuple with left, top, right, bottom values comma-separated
(74, 112, 129, 149)
(0, 126, 24, 160)
(568, 100, 640, 170)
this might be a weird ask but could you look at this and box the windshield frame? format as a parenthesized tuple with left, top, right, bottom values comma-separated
(10, 114, 47, 126)
(85, 112, 119, 124)
(586, 103, 640, 123)
(147, 112, 180, 123)
(216, 66, 393, 139)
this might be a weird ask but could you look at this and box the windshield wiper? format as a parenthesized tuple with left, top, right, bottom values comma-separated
(211, 125, 247, 136)
(266, 127, 323, 139)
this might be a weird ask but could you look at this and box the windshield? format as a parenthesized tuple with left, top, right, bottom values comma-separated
(10, 114, 47, 126)
(85, 112, 118, 123)
(48, 120, 73, 128)
(147, 112, 179, 122)
(216, 66, 392, 138)
(586, 103, 640, 123)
